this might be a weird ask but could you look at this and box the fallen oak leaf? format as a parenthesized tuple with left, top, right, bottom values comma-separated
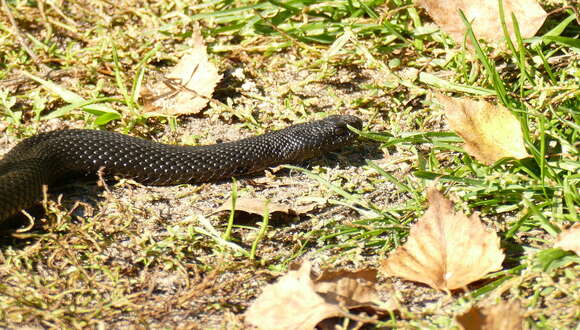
(437, 94, 530, 165)
(456, 300, 523, 330)
(418, 0, 546, 45)
(380, 187, 505, 292)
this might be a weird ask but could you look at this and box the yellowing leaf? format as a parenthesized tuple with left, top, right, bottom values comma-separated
(142, 30, 222, 115)
(244, 262, 387, 329)
(418, 0, 547, 44)
(380, 187, 505, 292)
(456, 301, 523, 330)
(437, 94, 530, 165)
(554, 223, 580, 255)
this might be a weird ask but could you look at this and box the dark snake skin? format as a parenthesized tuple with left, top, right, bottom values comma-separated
(0, 115, 362, 222)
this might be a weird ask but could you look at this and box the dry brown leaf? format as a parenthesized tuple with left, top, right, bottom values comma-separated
(314, 269, 393, 311)
(437, 94, 530, 165)
(244, 262, 343, 330)
(456, 301, 523, 330)
(380, 187, 505, 292)
(554, 223, 580, 255)
(142, 30, 222, 115)
(245, 262, 388, 330)
(418, 0, 546, 44)
(216, 197, 316, 217)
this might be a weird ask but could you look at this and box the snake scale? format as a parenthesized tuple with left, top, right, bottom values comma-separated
(0, 115, 362, 222)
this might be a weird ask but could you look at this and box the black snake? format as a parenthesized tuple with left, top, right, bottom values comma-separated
(0, 115, 362, 222)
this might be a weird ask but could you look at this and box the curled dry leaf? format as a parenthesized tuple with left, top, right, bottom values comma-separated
(216, 197, 316, 217)
(437, 94, 530, 165)
(244, 261, 388, 330)
(244, 262, 341, 330)
(314, 268, 395, 311)
(142, 30, 222, 115)
(418, 0, 546, 44)
(380, 187, 505, 292)
(456, 300, 523, 330)
(554, 223, 580, 255)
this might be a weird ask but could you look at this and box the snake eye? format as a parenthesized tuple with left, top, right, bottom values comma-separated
(333, 124, 347, 136)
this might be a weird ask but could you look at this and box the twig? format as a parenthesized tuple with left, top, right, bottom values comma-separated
(546, 6, 580, 25)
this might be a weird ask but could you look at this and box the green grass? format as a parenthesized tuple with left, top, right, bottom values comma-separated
(0, 0, 578, 328)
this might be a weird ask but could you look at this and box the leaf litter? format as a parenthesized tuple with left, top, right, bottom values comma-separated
(380, 187, 505, 292)
(245, 187, 513, 328)
(554, 223, 580, 255)
(244, 261, 392, 329)
(456, 300, 523, 330)
(1, 2, 575, 328)
(141, 29, 222, 115)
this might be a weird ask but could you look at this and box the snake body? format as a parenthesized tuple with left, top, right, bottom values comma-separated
(0, 115, 362, 222)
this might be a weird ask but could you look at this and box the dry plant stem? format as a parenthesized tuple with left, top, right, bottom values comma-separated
(546, 6, 580, 25)
(37, 0, 51, 34)
(16, 210, 35, 232)
(54, 239, 95, 282)
(43, 0, 79, 27)
(1, 0, 50, 72)
(381, 4, 414, 20)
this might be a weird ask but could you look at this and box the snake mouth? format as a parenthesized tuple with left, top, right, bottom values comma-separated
(307, 115, 362, 154)
(332, 115, 363, 144)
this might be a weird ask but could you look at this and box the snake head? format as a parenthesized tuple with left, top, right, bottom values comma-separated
(280, 115, 362, 161)
(325, 114, 363, 137)
(317, 115, 362, 150)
